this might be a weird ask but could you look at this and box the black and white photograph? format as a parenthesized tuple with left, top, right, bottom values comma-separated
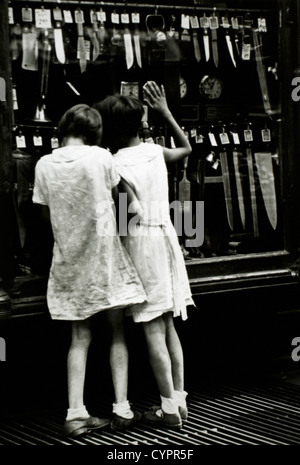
(1, 0, 300, 458)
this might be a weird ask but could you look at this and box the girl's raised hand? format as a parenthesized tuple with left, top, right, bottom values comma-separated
(143, 81, 171, 117)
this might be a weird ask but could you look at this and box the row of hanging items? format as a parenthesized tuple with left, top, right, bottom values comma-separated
(9, 4, 269, 69)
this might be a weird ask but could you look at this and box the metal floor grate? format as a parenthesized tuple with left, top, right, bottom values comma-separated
(1, 379, 300, 445)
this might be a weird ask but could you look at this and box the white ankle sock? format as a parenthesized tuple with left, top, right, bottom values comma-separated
(173, 390, 188, 408)
(66, 405, 89, 421)
(113, 400, 134, 419)
(160, 396, 178, 415)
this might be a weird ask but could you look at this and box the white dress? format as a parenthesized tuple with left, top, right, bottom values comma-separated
(113, 142, 194, 323)
(33, 145, 147, 320)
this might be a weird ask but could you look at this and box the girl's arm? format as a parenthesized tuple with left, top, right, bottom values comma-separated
(143, 81, 192, 163)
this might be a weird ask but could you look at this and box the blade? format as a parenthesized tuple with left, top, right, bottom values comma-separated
(54, 26, 66, 64)
(254, 152, 277, 229)
(124, 32, 134, 69)
(225, 33, 236, 67)
(91, 24, 100, 61)
(233, 151, 246, 229)
(21, 29, 38, 71)
(252, 30, 272, 114)
(219, 151, 234, 230)
(133, 33, 142, 68)
(77, 23, 87, 73)
(179, 158, 191, 213)
(192, 31, 201, 62)
(211, 29, 218, 67)
(246, 148, 259, 237)
(203, 31, 210, 61)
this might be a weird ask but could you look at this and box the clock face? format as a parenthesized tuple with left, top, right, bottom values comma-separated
(179, 76, 187, 99)
(199, 76, 223, 99)
(120, 82, 139, 98)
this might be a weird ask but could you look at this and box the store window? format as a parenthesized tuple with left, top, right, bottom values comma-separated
(7, 0, 283, 278)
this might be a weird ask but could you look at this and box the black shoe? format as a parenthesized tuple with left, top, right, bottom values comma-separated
(143, 406, 182, 430)
(64, 416, 110, 437)
(179, 406, 188, 423)
(111, 410, 142, 431)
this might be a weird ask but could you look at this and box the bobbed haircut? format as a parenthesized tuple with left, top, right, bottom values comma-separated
(57, 104, 103, 146)
(94, 95, 144, 150)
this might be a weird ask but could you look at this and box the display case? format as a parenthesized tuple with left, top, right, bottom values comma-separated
(1, 0, 300, 323)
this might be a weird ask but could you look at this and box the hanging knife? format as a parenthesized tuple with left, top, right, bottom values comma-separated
(252, 29, 272, 115)
(53, 6, 66, 64)
(123, 29, 134, 69)
(231, 16, 241, 57)
(200, 14, 210, 62)
(209, 12, 219, 68)
(22, 25, 38, 71)
(132, 11, 142, 68)
(190, 15, 201, 63)
(219, 150, 234, 231)
(254, 152, 277, 230)
(222, 17, 236, 68)
(75, 8, 87, 73)
(246, 144, 259, 237)
(233, 150, 246, 229)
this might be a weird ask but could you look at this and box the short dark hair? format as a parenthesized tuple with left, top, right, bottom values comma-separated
(94, 95, 144, 151)
(57, 104, 103, 146)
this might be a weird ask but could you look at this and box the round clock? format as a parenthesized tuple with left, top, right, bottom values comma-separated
(199, 75, 223, 99)
(179, 76, 187, 99)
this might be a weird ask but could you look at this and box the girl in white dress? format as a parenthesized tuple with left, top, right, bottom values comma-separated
(33, 104, 147, 436)
(95, 82, 195, 429)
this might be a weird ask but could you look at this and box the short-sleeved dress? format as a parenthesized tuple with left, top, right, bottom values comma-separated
(32, 145, 147, 320)
(113, 142, 195, 323)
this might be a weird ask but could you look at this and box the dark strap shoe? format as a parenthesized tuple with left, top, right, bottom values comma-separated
(64, 416, 110, 437)
(111, 409, 142, 431)
(143, 406, 182, 430)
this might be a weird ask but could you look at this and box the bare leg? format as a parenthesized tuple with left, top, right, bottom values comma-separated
(67, 319, 92, 409)
(106, 307, 128, 404)
(163, 313, 184, 391)
(142, 315, 174, 399)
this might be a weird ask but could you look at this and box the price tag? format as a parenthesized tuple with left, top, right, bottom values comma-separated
(231, 132, 240, 145)
(190, 16, 199, 29)
(200, 16, 210, 29)
(181, 14, 190, 29)
(16, 135, 26, 148)
(74, 9, 85, 24)
(244, 129, 253, 142)
(51, 137, 59, 149)
(231, 17, 239, 29)
(121, 13, 130, 24)
(22, 7, 33, 22)
(53, 7, 63, 22)
(8, 7, 14, 24)
(98, 10, 106, 22)
(209, 16, 219, 29)
(196, 134, 204, 144)
(63, 10, 73, 24)
(219, 132, 230, 145)
(258, 18, 267, 32)
(206, 151, 215, 162)
(212, 159, 220, 170)
(221, 17, 230, 28)
(90, 10, 98, 24)
(242, 43, 251, 60)
(170, 136, 176, 148)
(190, 128, 197, 138)
(35, 9, 52, 29)
(208, 132, 218, 146)
(111, 12, 120, 24)
(131, 12, 140, 24)
(33, 135, 43, 146)
(262, 128, 271, 142)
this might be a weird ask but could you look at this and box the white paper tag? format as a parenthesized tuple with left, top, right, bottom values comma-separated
(242, 43, 251, 60)
(209, 132, 218, 146)
(51, 137, 59, 149)
(206, 151, 215, 162)
(262, 128, 271, 142)
(219, 132, 230, 145)
(8, 7, 14, 24)
(258, 18, 267, 32)
(74, 9, 85, 24)
(212, 159, 220, 170)
(231, 17, 239, 29)
(190, 16, 199, 29)
(90, 10, 98, 24)
(111, 12, 120, 24)
(231, 132, 240, 145)
(244, 129, 253, 142)
(181, 14, 190, 29)
(22, 7, 33, 22)
(200, 16, 210, 29)
(53, 7, 63, 22)
(121, 13, 130, 24)
(63, 10, 73, 24)
(190, 128, 197, 138)
(221, 17, 230, 29)
(131, 12, 140, 24)
(33, 135, 43, 146)
(16, 135, 26, 148)
(196, 134, 204, 144)
(97, 10, 106, 22)
(35, 9, 52, 29)
(209, 16, 219, 29)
